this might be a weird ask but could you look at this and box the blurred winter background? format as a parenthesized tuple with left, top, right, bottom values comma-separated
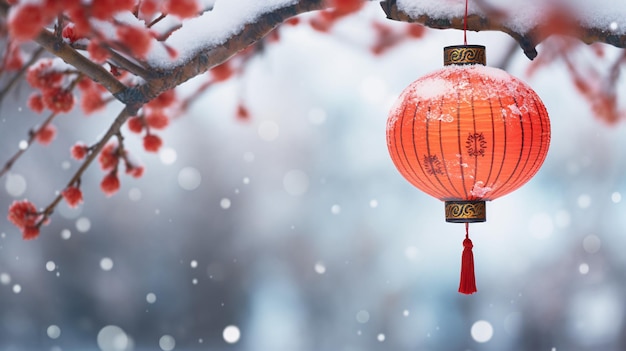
(2, 3, 626, 351)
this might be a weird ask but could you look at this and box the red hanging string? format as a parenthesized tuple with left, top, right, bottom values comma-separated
(463, 0, 468, 45)
(459, 222, 477, 294)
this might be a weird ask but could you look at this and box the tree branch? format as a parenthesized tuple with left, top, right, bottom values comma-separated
(380, 0, 626, 60)
(0, 47, 45, 108)
(129, 0, 328, 104)
(0, 111, 56, 179)
(70, 42, 155, 80)
(33, 29, 129, 95)
(0, 1, 128, 95)
(37, 105, 135, 226)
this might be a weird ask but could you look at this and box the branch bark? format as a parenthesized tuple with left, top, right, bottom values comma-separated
(0, 111, 56, 179)
(34, 29, 128, 95)
(380, 0, 626, 60)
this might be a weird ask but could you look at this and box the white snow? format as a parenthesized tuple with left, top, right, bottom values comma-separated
(141, 0, 626, 73)
(0, 273, 11, 285)
(397, 0, 626, 35)
(397, 0, 543, 34)
(159, 335, 176, 351)
(147, 0, 298, 68)
(97, 326, 129, 351)
(471, 320, 494, 343)
(223, 325, 241, 344)
(411, 76, 455, 100)
(47, 325, 61, 339)
(99, 257, 114, 271)
(60, 229, 71, 240)
(146, 292, 157, 303)
(75, 217, 91, 232)
(314, 262, 326, 274)
(471, 181, 492, 198)
(393, 64, 541, 117)
(178, 167, 202, 190)
(220, 198, 231, 209)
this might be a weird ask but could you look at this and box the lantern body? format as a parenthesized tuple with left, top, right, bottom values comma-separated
(387, 62, 550, 212)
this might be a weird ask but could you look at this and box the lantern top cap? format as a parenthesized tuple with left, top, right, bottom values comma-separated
(444, 45, 486, 66)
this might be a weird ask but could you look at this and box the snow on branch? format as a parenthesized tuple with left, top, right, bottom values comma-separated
(380, 0, 626, 60)
(133, 0, 327, 104)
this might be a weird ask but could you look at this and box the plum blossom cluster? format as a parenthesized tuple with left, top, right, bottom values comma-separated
(7, 200, 44, 240)
(2, 0, 433, 240)
(126, 89, 178, 153)
(26, 59, 75, 115)
(7, 0, 200, 43)
(97, 141, 144, 197)
(68, 137, 144, 200)
(3, 0, 208, 239)
(23, 58, 80, 146)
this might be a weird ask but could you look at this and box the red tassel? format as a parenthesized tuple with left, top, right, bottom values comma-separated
(459, 223, 477, 294)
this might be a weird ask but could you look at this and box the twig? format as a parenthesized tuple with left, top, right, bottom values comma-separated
(33, 28, 128, 95)
(0, 47, 45, 108)
(107, 50, 155, 80)
(36, 105, 136, 226)
(0, 111, 57, 178)
(70, 42, 155, 80)
(148, 13, 167, 28)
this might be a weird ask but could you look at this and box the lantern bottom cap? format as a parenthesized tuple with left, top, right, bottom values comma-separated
(445, 200, 486, 223)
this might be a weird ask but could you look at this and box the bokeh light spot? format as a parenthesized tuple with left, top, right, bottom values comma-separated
(471, 320, 493, 343)
(223, 325, 241, 344)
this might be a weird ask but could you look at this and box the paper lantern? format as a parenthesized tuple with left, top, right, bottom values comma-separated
(386, 45, 551, 294)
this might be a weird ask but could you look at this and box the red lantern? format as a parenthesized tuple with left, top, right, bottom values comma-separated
(386, 45, 551, 294)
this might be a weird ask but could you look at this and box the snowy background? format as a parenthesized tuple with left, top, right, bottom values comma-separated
(2, 2, 626, 351)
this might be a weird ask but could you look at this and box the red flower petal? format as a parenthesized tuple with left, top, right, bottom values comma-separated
(98, 142, 119, 170)
(145, 110, 169, 129)
(143, 133, 163, 153)
(35, 124, 57, 146)
(62, 186, 84, 208)
(9, 4, 47, 41)
(7, 199, 39, 230)
(22, 226, 40, 240)
(100, 172, 121, 196)
(117, 25, 152, 58)
(28, 93, 45, 113)
(42, 88, 75, 113)
(71, 142, 88, 160)
(165, 0, 200, 18)
(127, 116, 145, 133)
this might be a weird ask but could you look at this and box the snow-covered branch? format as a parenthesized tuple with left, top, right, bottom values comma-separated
(133, 0, 327, 104)
(381, 0, 626, 60)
